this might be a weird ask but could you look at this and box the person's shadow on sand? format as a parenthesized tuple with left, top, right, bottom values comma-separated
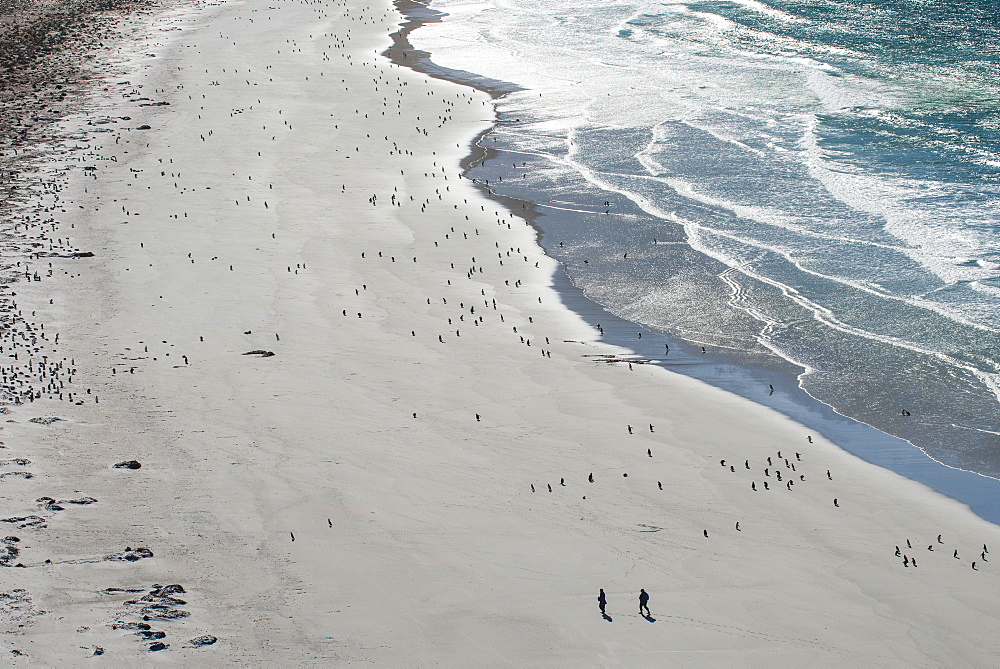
(602, 613, 613, 622)
(642, 614, 656, 622)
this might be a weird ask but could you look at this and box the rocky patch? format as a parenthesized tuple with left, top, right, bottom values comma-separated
(0, 536, 22, 566)
(103, 546, 153, 562)
(106, 583, 217, 654)
(27, 416, 63, 425)
(0, 515, 46, 529)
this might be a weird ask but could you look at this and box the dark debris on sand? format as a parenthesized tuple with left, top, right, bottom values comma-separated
(107, 583, 217, 653)
(103, 546, 153, 561)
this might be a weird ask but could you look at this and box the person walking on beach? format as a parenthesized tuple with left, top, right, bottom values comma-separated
(598, 589, 607, 615)
(638, 589, 650, 616)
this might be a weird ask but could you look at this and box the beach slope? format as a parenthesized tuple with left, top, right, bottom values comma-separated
(2, 0, 1000, 664)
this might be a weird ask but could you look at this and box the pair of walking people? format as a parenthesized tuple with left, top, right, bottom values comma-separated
(598, 588, 650, 616)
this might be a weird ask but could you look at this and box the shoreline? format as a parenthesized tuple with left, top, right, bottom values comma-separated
(5, 0, 1000, 663)
(387, 0, 1000, 527)
(382, 0, 540, 230)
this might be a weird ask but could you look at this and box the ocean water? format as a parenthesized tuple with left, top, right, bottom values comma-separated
(407, 1, 1000, 483)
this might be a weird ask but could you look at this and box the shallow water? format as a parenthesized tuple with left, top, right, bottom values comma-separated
(405, 0, 1000, 485)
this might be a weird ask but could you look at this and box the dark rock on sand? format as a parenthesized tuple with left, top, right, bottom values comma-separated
(137, 630, 166, 639)
(104, 546, 153, 561)
(140, 593, 186, 605)
(149, 584, 185, 597)
(113, 460, 142, 469)
(135, 124, 151, 130)
(111, 621, 151, 630)
(0, 471, 33, 479)
(242, 350, 275, 357)
(0, 543, 20, 566)
(36, 496, 96, 510)
(190, 634, 218, 646)
(60, 496, 98, 505)
(28, 416, 62, 425)
(0, 515, 46, 528)
(140, 605, 189, 620)
(35, 497, 63, 511)
(148, 642, 168, 652)
(39, 251, 95, 258)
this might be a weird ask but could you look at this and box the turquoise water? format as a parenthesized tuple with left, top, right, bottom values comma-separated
(410, 0, 1000, 481)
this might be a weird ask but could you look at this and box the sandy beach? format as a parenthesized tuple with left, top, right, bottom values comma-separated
(2, 0, 1000, 664)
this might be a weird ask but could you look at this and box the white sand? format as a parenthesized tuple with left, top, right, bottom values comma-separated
(3, 0, 1000, 664)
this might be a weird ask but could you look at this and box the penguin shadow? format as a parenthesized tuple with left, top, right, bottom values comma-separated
(602, 613, 613, 623)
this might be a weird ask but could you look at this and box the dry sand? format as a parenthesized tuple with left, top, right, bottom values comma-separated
(2, 0, 1000, 664)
